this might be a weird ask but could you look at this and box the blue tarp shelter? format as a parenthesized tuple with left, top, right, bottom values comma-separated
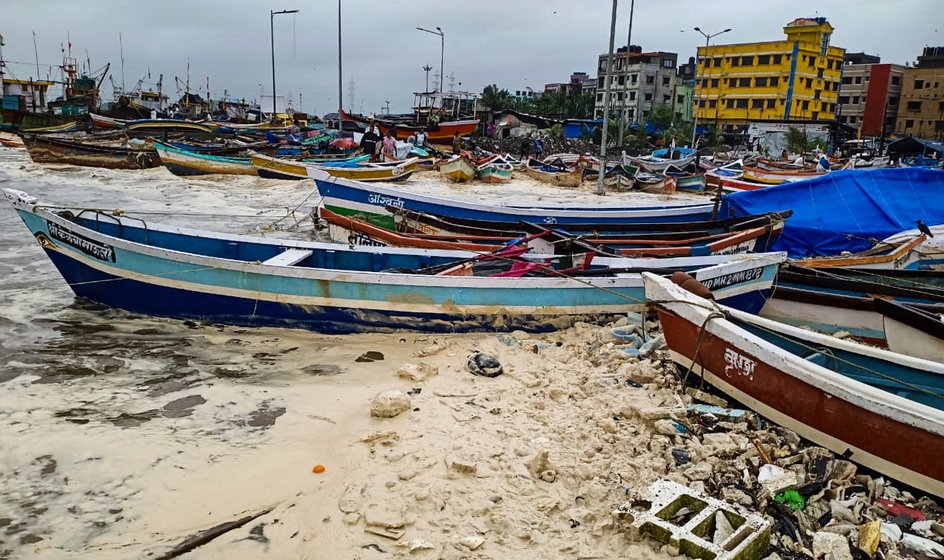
(563, 119, 602, 139)
(720, 168, 944, 258)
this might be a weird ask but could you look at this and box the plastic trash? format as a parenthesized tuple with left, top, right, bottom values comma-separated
(775, 489, 807, 511)
(758, 464, 798, 495)
(638, 334, 665, 357)
(858, 520, 881, 557)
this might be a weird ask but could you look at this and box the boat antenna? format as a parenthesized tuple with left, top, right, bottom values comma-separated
(119, 32, 125, 92)
(32, 30, 40, 82)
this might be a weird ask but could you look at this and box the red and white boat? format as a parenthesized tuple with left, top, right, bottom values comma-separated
(644, 273, 944, 497)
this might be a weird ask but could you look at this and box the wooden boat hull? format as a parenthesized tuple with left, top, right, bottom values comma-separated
(742, 166, 825, 184)
(478, 166, 512, 183)
(4, 189, 783, 333)
(0, 132, 25, 148)
(440, 157, 475, 182)
(645, 273, 944, 497)
(125, 119, 216, 137)
(252, 152, 415, 182)
(340, 110, 478, 141)
(22, 135, 159, 169)
(522, 159, 583, 187)
(309, 169, 718, 231)
(154, 143, 255, 176)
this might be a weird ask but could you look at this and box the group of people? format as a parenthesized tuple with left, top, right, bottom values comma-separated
(360, 119, 431, 162)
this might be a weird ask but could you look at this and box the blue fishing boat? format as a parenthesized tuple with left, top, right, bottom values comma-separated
(309, 169, 717, 231)
(4, 189, 783, 334)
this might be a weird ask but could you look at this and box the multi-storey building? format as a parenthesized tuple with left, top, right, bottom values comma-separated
(593, 46, 677, 123)
(544, 72, 595, 97)
(836, 53, 904, 138)
(673, 83, 693, 123)
(896, 46, 944, 139)
(693, 17, 844, 130)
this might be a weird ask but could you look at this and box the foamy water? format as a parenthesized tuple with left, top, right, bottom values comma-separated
(0, 149, 706, 559)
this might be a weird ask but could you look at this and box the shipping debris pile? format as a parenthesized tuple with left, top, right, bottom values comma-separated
(333, 316, 942, 560)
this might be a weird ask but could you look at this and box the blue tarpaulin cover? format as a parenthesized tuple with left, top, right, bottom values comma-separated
(720, 168, 944, 258)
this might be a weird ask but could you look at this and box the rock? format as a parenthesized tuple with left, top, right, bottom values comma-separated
(701, 433, 740, 455)
(685, 387, 728, 407)
(356, 351, 385, 362)
(396, 362, 439, 382)
(683, 462, 714, 482)
(526, 450, 553, 480)
(364, 504, 406, 529)
(670, 448, 691, 466)
(458, 535, 485, 550)
(339, 485, 364, 513)
(720, 487, 754, 507)
(343, 512, 361, 525)
(447, 457, 477, 475)
(812, 532, 853, 560)
(496, 334, 519, 346)
(758, 464, 799, 495)
(371, 390, 411, 418)
(539, 469, 557, 483)
(467, 352, 503, 377)
(406, 538, 435, 552)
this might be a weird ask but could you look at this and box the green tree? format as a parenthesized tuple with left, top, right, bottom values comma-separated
(645, 104, 675, 132)
(481, 84, 512, 112)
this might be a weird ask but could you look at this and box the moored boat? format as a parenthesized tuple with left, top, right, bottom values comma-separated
(3, 188, 784, 333)
(644, 272, 944, 497)
(477, 163, 513, 183)
(522, 158, 584, 187)
(251, 151, 413, 182)
(21, 134, 159, 169)
(0, 131, 25, 148)
(624, 147, 697, 172)
(154, 142, 255, 176)
(340, 110, 478, 141)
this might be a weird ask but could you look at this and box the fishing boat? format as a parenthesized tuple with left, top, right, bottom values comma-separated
(320, 206, 786, 258)
(439, 155, 476, 182)
(0, 131, 25, 148)
(89, 113, 128, 129)
(153, 142, 255, 176)
(633, 168, 675, 194)
(522, 158, 584, 187)
(791, 233, 932, 270)
(644, 272, 944, 497)
(624, 147, 697, 172)
(705, 159, 743, 188)
(761, 265, 944, 361)
(663, 165, 707, 193)
(741, 165, 826, 184)
(477, 162, 513, 184)
(21, 134, 159, 169)
(3, 188, 783, 333)
(163, 139, 271, 155)
(340, 110, 478, 142)
(251, 152, 412, 182)
(125, 119, 216, 137)
(19, 121, 82, 134)
(310, 169, 718, 231)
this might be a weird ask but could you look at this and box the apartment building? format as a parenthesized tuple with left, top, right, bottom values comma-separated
(593, 46, 677, 123)
(896, 46, 944, 139)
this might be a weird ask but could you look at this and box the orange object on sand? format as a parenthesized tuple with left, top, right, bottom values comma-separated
(312, 464, 326, 474)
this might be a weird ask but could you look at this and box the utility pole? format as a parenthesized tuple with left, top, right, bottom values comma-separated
(618, 0, 635, 146)
(337, 0, 343, 130)
(270, 8, 300, 119)
(597, 0, 619, 196)
(423, 64, 433, 92)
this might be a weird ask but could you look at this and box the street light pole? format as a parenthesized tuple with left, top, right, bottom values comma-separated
(270, 8, 299, 120)
(423, 64, 433, 92)
(691, 27, 731, 147)
(416, 27, 444, 92)
(337, 0, 343, 130)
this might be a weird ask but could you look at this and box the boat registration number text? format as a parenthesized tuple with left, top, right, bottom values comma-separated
(699, 267, 764, 290)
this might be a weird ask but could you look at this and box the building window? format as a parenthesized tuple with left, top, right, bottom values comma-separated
(662, 76, 670, 86)
(751, 99, 764, 109)
(770, 77, 780, 87)
(891, 76, 900, 86)
(629, 92, 636, 100)
(820, 33, 830, 55)
(905, 119, 914, 128)
(767, 99, 776, 109)
(726, 99, 735, 108)
(645, 93, 653, 101)
(940, 101, 944, 111)
(664, 95, 671, 103)
(627, 109, 635, 120)
(772, 54, 782, 64)
(596, 93, 603, 102)
(663, 58, 674, 68)
(936, 120, 944, 132)
(888, 96, 897, 106)
(646, 75, 654, 85)
(676, 95, 684, 104)
(915, 79, 924, 89)
(852, 96, 860, 104)
(709, 100, 717, 108)
(738, 78, 751, 88)
(849, 116, 857, 124)
(713, 58, 721, 67)
(838, 96, 849, 104)
(711, 78, 719, 88)
(841, 76, 852, 84)
(817, 69, 824, 79)
(729, 57, 738, 66)
(702, 79, 709, 88)
(758, 55, 771, 65)
(755, 77, 768, 87)
(807, 56, 816, 67)
(630, 74, 638, 84)
(802, 100, 810, 110)
(742, 56, 755, 66)
(907, 101, 922, 111)
(618, 76, 625, 86)
(840, 116, 847, 124)
(854, 76, 862, 84)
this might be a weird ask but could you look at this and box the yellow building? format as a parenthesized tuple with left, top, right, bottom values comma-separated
(694, 18, 845, 130)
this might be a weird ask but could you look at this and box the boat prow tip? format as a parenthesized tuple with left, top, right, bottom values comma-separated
(3, 188, 38, 206)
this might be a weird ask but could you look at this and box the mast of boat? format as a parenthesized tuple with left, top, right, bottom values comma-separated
(119, 32, 125, 93)
(337, 0, 343, 130)
(597, 0, 619, 196)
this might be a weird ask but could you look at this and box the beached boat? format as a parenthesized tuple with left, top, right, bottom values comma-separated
(705, 159, 743, 188)
(741, 165, 826, 184)
(0, 131, 25, 148)
(761, 265, 944, 361)
(3, 188, 783, 333)
(21, 134, 159, 169)
(320, 205, 786, 258)
(663, 165, 707, 193)
(633, 168, 675, 194)
(154, 142, 255, 176)
(624, 147, 697, 172)
(522, 158, 584, 187)
(791, 233, 932, 270)
(20, 121, 82, 134)
(251, 152, 411, 182)
(644, 272, 944, 496)
(309, 169, 718, 231)
(477, 162, 513, 184)
(439, 155, 476, 182)
(340, 110, 478, 142)
(90, 113, 128, 129)
(125, 119, 216, 137)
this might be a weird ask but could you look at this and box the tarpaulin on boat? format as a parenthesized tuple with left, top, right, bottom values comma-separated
(720, 168, 944, 258)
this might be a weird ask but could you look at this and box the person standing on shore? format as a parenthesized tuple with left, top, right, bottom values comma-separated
(519, 137, 531, 162)
(415, 127, 428, 149)
(452, 132, 462, 155)
(382, 131, 397, 160)
(362, 120, 382, 161)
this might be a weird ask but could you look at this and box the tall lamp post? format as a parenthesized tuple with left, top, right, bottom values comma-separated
(416, 27, 444, 92)
(422, 64, 433, 92)
(270, 8, 299, 120)
(691, 27, 731, 147)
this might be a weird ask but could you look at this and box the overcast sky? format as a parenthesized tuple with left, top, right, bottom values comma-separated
(2, 0, 941, 116)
